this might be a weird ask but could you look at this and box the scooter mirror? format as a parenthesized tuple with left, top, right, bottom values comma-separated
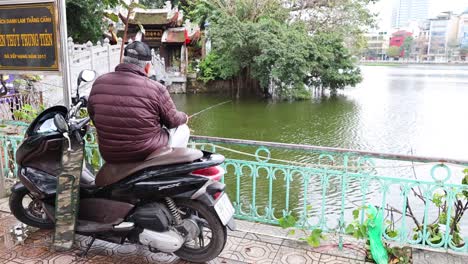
(76, 69, 96, 100)
(79, 70, 96, 83)
(54, 114, 69, 133)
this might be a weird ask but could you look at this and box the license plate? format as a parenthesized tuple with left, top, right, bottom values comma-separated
(214, 194, 235, 225)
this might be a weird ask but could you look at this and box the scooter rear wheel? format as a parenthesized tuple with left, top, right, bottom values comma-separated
(174, 199, 227, 263)
(9, 188, 54, 229)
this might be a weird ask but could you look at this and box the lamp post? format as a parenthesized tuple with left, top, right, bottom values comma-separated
(57, 0, 72, 108)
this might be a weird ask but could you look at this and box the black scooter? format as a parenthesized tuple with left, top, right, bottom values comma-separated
(9, 70, 235, 263)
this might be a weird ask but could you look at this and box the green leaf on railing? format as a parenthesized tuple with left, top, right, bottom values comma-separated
(288, 229, 296, 235)
(358, 224, 367, 239)
(345, 224, 355, 234)
(462, 170, 468, 198)
(432, 193, 445, 207)
(429, 234, 441, 243)
(387, 230, 398, 238)
(439, 212, 447, 224)
(352, 208, 360, 220)
(302, 229, 323, 247)
(278, 215, 297, 229)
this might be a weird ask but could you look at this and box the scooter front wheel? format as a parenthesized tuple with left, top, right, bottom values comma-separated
(9, 188, 54, 229)
(174, 199, 227, 263)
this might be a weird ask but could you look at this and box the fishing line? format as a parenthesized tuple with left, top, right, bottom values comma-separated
(189, 100, 232, 119)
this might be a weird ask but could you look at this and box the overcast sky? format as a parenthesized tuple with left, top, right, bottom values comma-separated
(371, 0, 468, 30)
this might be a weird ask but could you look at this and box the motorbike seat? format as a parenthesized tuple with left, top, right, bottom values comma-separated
(95, 147, 204, 187)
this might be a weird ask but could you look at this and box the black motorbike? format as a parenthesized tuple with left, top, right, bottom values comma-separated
(9, 70, 235, 263)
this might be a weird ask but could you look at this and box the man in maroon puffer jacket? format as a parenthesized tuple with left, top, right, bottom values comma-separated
(87, 41, 188, 163)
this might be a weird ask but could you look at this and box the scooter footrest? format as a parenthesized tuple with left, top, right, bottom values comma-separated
(76, 220, 114, 233)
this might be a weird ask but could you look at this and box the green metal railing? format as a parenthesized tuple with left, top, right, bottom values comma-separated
(2, 130, 468, 254)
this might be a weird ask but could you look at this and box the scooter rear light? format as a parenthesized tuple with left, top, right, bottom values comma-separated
(213, 191, 222, 200)
(191, 166, 225, 182)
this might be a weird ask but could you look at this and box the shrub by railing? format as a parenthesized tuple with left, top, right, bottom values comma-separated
(0, 92, 43, 121)
(1, 130, 468, 255)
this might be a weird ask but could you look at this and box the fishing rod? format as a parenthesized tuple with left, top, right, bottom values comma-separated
(189, 100, 232, 119)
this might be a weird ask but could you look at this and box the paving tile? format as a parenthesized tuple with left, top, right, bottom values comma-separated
(234, 220, 257, 233)
(233, 238, 280, 264)
(83, 254, 121, 264)
(44, 254, 87, 264)
(0, 199, 9, 214)
(250, 223, 289, 237)
(144, 251, 179, 263)
(0, 260, 23, 264)
(219, 236, 244, 260)
(412, 249, 468, 264)
(319, 254, 365, 264)
(2, 211, 467, 264)
(281, 232, 366, 261)
(208, 257, 248, 264)
(243, 232, 284, 246)
(273, 246, 321, 264)
(1, 244, 54, 263)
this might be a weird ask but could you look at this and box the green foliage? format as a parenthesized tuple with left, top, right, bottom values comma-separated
(202, 12, 361, 99)
(66, 0, 109, 43)
(277, 207, 325, 248)
(13, 75, 42, 89)
(463, 169, 468, 197)
(187, 0, 375, 53)
(198, 53, 222, 83)
(289, 0, 377, 54)
(301, 229, 325, 247)
(66, 0, 147, 43)
(386, 46, 401, 58)
(401, 37, 414, 59)
(13, 104, 45, 122)
(345, 207, 369, 240)
(278, 214, 297, 229)
(138, 0, 165, 8)
(386, 247, 411, 264)
(308, 32, 362, 92)
(406, 170, 468, 248)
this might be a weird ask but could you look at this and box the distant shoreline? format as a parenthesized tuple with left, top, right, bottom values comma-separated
(359, 61, 468, 66)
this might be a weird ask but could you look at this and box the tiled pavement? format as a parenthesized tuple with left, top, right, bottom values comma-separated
(0, 198, 468, 264)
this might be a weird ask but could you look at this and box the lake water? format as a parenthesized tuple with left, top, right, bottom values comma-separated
(172, 65, 468, 233)
(174, 65, 468, 160)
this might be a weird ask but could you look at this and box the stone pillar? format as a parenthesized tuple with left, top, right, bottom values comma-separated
(67, 37, 74, 58)
(104, 38, 111, 72)
(0, 150, 5, 198)
(86, 41, 94, 70)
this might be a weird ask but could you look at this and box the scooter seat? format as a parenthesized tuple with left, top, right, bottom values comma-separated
(95, 147, 204, 187)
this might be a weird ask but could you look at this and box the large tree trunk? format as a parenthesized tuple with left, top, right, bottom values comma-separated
(236, 75, 241, 99)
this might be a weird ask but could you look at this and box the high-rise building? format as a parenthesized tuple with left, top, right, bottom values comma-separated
(459, 9, 468, 49)
(363, 31, 389, 60)
(427, 12, 459, 62)
(392, 0, 429, 28)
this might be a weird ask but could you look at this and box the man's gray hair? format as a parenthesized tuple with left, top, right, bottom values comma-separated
(123, 56, 149, 69)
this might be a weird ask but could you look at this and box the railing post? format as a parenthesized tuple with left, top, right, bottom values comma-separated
(104, 38, 111, 72)
(0, 147, 5, 198)
(86, 41, 94, 70)
(67, 37, 74, 59)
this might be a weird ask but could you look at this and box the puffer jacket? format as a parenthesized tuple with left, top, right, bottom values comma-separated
(87, 63, 187, 163)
